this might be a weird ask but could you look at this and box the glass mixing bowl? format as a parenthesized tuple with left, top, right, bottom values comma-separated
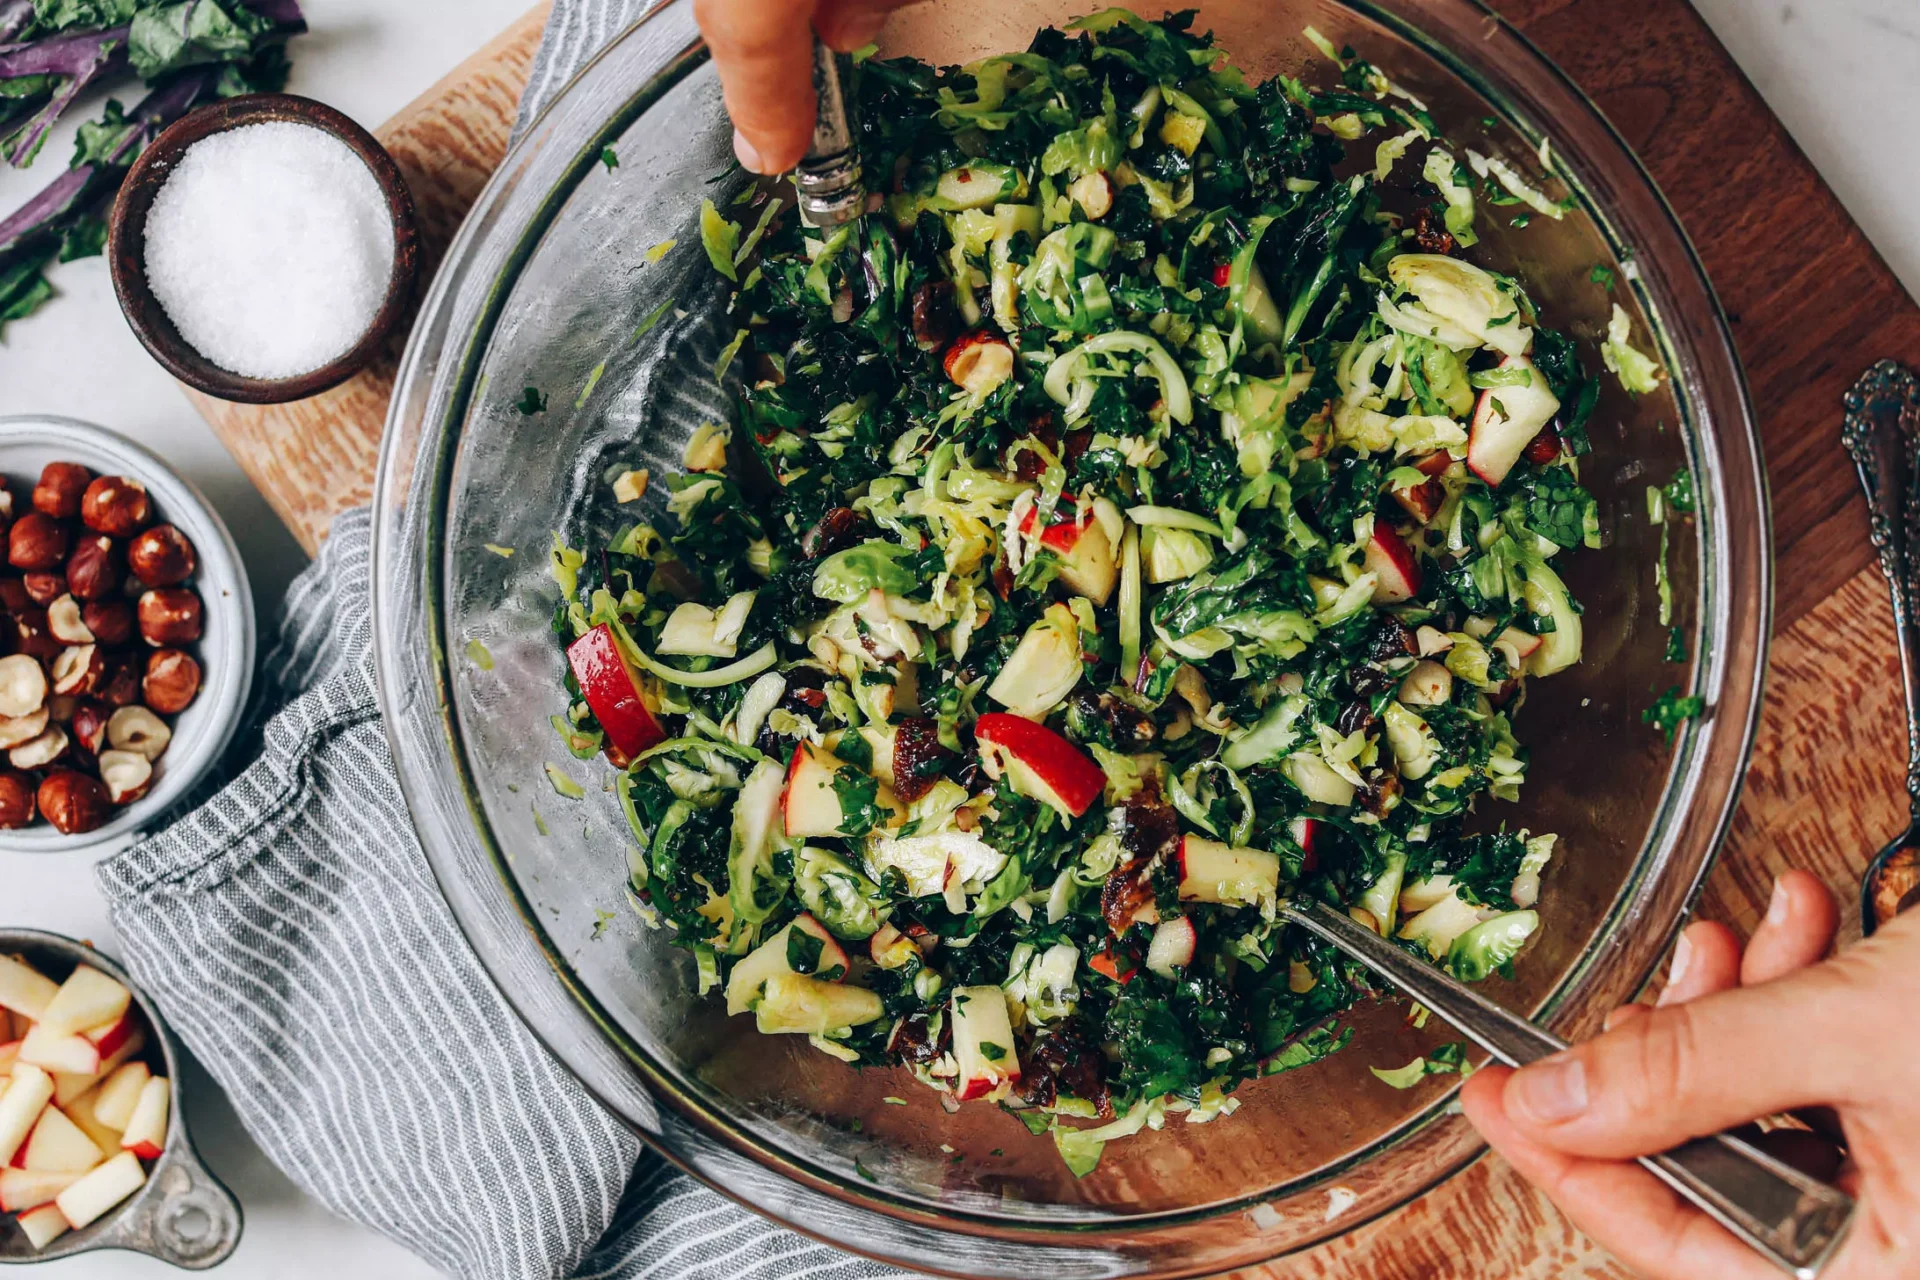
(372, 2, 1770, 1273)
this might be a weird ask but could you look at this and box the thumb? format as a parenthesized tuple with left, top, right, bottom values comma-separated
(694, 0, 822, 174)
(1500, 957, 1870, 1160)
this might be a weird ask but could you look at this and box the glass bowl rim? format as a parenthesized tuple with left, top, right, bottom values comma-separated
(372, 0, 1773, 1271)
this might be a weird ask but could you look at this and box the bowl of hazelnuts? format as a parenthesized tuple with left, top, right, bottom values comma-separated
(0, 416, 254, 850)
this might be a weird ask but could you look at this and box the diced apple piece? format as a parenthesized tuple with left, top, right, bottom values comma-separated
(1175, 835, 1282, 908)
(81, 1011, 139, 1060)
(565, 623, 669, 761)
(53, 1030, 144, 1113)
(723, 916, 848, 1016)
(118, 1077, 168, 1161)
(780, 742, 839, 838)
(950, 985, 1021, 1101)
(62, 1091, 123, 1157)
(55, 1149, 146, 1230)
(1466, 356, 1561, 488)
(1019, 509, 1118, 606)
(18, 1202, 70, 1249)
(0, 955, 58, 1022)
(1398, 873, 1457, 914)
(0, 1064, 54, 1166)
(23, 1106, 106, 1172)
(780, 741, 899, 839)
(18, 1026, 99, 1077)
(51, 1071, 98, 1110)
(1144, 917, 1198, 978)
(974, 712, 1104, 819)
(36, 967, 130, 1038)
(985, 603, 1084, 720)
(89, 1063, 150, 1132)
(751, 973, 884, 1037)
(1363, 524, 1421, 605)
(0, 1167, 81, 1212)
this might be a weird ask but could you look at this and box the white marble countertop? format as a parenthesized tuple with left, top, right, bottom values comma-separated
(0, 0, 1915, 1275)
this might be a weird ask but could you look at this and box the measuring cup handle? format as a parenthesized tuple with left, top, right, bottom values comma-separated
(97, 1135, 245, 1270)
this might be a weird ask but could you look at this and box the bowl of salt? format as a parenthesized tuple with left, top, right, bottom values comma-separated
(108, 94, 419, 404)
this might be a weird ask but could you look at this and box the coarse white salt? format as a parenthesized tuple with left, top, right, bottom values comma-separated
(144, 120, 394, 380)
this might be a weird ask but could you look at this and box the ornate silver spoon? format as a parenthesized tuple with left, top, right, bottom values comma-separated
(1279, 896, 1854, 1277)
(1844, 359, 1920, 933)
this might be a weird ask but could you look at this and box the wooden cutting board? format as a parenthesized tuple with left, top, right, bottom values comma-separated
(183, 3, 1920, 1277)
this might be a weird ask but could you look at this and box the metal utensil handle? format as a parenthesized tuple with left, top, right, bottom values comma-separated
(1284, 899, 1854, 1277)
(1842, 359, 1920, 815)
(794, 38, 863, 227)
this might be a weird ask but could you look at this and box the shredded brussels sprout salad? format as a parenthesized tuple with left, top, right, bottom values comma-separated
(547, 9, 1667, 1176)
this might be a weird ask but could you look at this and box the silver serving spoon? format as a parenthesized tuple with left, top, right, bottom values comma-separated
(1844, 359, 1920, 934)
(1279, 896, 1854, 1278)
(794, 38, 864, 228)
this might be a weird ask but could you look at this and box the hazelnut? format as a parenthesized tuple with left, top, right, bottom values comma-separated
(142, 649, 201, 714)
(0, 768, 35, 828)
(8, 513, 70, 572)
(47, 595, 93, 645)
(0, 579, 27, 613)
(126, 525, 195, 588)
(106, 704, 170, 760)
(69, 701, 109, 755)
(9, 724, 67, 770)
(0, 653, 47, 718)
(98, 656, 141, 707)
(32, 462, 92, 520)
(79, 477, 149, 538)
(37, 770, 108, 835)
(51, 644, 104, 696)
(0, 707, 48, 750)
(98, 750, 152, 805)
(13, 609, 59, 663)
(22, 572, 64, 607)
(138, 588, 201, 646)
(65, 536, 121, 601)
(81, 599, 134, 646)
(46, 694, 74, 724)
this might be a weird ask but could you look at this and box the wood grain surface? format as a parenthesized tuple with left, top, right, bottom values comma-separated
(178, 1, 1920, 1276)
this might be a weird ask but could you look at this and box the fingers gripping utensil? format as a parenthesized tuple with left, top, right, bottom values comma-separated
(1844, 359, 1920, 934)
(795, 38, 864, 228)
(1279, 897, 1854, 1278)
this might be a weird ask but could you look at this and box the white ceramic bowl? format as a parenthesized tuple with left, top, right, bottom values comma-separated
(0, 416, 255, 853)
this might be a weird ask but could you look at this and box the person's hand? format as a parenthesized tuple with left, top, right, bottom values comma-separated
(693, 0, 918, 175)
(1461, 871, 1920, 1278)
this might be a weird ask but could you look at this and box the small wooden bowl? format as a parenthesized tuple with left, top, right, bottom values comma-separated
(107, 93, 419, 405)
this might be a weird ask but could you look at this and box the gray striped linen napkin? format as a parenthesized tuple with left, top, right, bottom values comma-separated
(92, 6, 916, 1276)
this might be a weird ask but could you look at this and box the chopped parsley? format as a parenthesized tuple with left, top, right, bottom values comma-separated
(1644, 686, 1705, 743)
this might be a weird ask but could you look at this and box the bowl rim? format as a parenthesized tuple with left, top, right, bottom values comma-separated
(372, 0, 1772, 1273)
(0, 928, 243, 1268)
(106, 92, 421, 406)
(0, 416, 256, 855)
